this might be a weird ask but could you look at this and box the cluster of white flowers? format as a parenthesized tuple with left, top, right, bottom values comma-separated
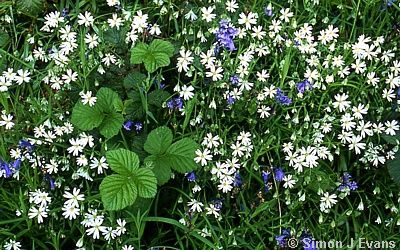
(62, 187, 85, 220)
(28, 189, 51, 223)
(81, 209, 127, 240)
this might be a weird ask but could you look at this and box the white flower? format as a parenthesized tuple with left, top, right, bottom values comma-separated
(3, 239, 22, 250)
(86, 217, 107, 239)
(282, 174, 296, 188)
(62, 69, 78, 84)
(184, 10, 198, 21)
(238, 12, 258, 30)
(205, 204, 220, 218)
(257, 105, 271, 118)
(80, 91, 97, 106)
(348, 135, 365, 155)
(67, 138, 84, 156)
(63, 188, 85, 207)
(218, 178, 233, 193)
(226, 0, 239, 13)
(78, 11, 94, 27)
(108, 13, 123, 30)
(201, 6, 216, 22)
(90, 156, 109, 174)
(0, 76, 12, 92)
(205, 65, 224, 81)
(176, 49, 194, 73)
(14, 69, 30, 84)
(149, 23, 162, 35)
(101, 53, 117, 66)
(320, 192, 338, 209)
(385, 120, 399, 136)
(131, 10, 149, 33)
(122, 245, 135, 250)
(114, 218, 127, 236)
(201, 133, 221, 149)
(85, 33, 99, 49)
(28, 206, 48, 223)
(194, 149, 213, 166)
(230, 141, 245, 158)
(79, 132, 95, 148)
(102, 227, 117, 240)
(179, 85, 195, 100)
(62, 204, 80, 220)
(107, 0, 120, 6)
(279, 8, 294, 23)
(43, 11, 64, 28)
(333, 93, 351, 112)
(187, 199, 204, 213)
(0, 113, 15, 129)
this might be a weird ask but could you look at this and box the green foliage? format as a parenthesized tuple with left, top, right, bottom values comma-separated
(123, 72, 146, 90)
(0, 32, 10, 48)
(100, 149, 157, 211)
(144, 126, 198, 185)
(16, 0, 44, 16)
(144, 126, 173, 155)
(130, 39, 174, 73)
(387, 151, 400, 184)
(71, 87, 124, 138)
(71, 102, 104, 131)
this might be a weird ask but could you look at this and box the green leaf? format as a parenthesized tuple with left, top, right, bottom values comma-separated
(133, 168, 157, 198)
(382, 132, 400, 145)
(100, 174, 138, 211)
(145, 155, 172, 185)
(144, 126, 173, 155)
(16, 0, 44, 16)
(148, 89, 170, 108)
(387, 152, 400, 184)
(106, 149, 140, 174)
(143, 54, 169, 73)
(144, 126, 172, 155)
(103, 27, 127, 45)
(130, 40, 174, 73)
(130, 42, 149, 64)
(123, 72, 146, 90)
(182, 95, 196, 131)
(149, 39, 174, 57)
(96, 87, 122, 113)
(165, 138, 198, 173)
(0, 32, 10, 48)
(71, 102, 104, 131)
(99, 112, 124, 138)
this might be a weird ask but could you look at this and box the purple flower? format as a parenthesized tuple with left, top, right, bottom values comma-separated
(230, 75, 240, 85)
(19, 139, 34, 152)
(123, 120, 133, 131)
(0, 160, 12, 178)
(215, 19, 239, 52)
(227, 95, 236, 105)
(212, 198, 224, 210)
(296, 79, 313, 94)
(11, 158, 21, 170)
(338, 172, 358, 191)
(275, 228, 291, 247)
(234, 172, 243, 187)
(275, 88, 292, 105)
(186, 171, 196, 182)
(261, 170, 270, 183)
(133, 121, 143, 132)
(274, 168, 285, 182)
(264, 5, 274, 17)
(167, 97, 184, 110)
(49, 177, 56, 190)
